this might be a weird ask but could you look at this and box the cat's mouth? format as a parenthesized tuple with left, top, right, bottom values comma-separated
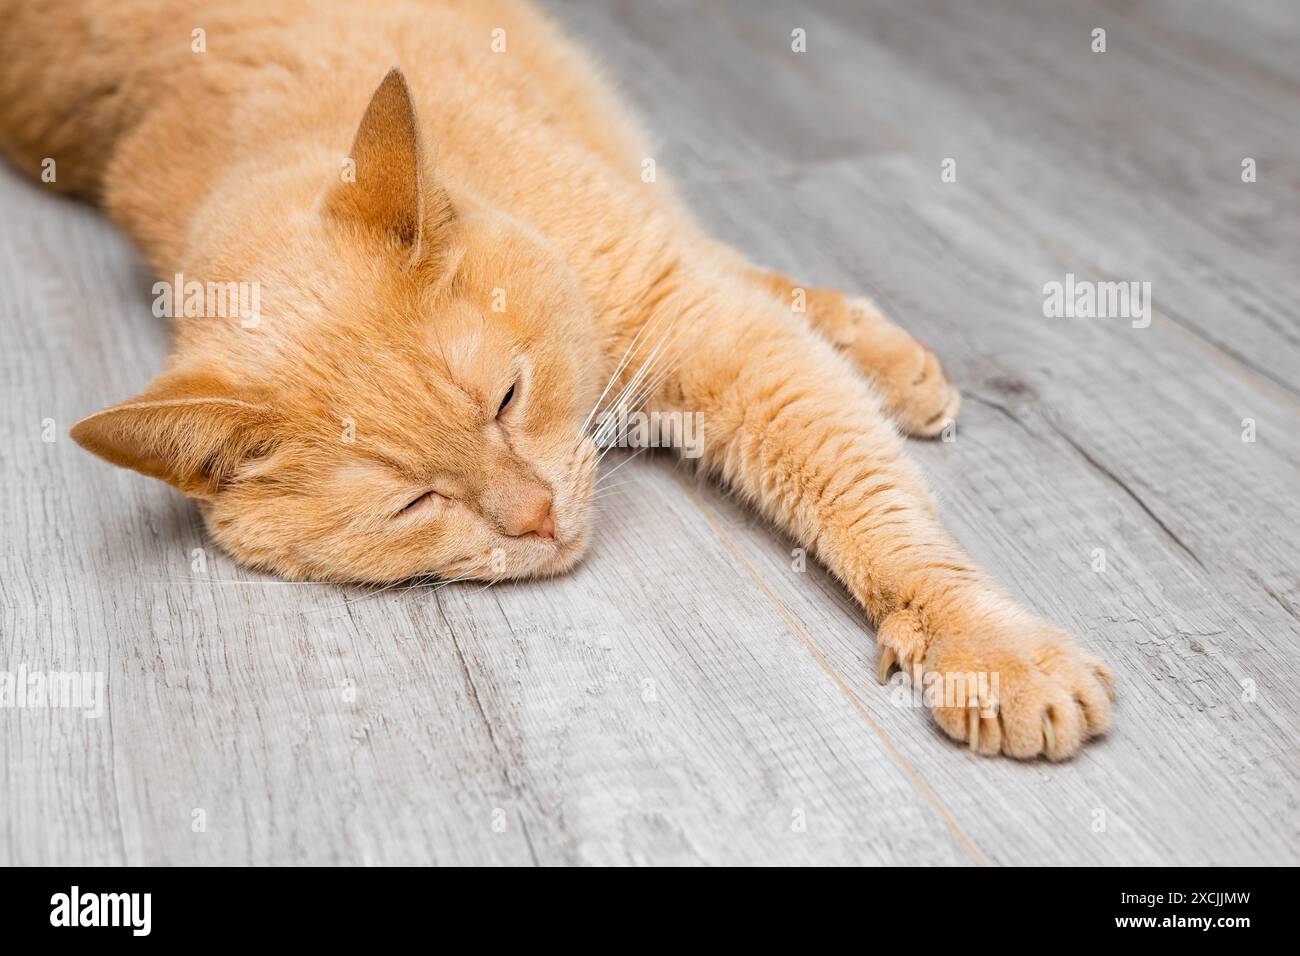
(529, 506, 590, 575)
(546, 527, 584, 563)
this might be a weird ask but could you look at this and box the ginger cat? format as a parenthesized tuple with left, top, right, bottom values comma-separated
(0, 0, 1113, 759)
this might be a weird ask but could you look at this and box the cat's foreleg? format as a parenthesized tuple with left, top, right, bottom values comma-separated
(749, 270, 960, 438)
(657, 286, 1112, 759)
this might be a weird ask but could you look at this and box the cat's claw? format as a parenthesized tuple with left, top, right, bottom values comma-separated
(874, 603, 1113, 760)
(876, 647, 896, 684)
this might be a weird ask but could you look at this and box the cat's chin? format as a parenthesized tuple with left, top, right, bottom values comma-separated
(425, 515, 591, 584)
(514, 522, 591, 580)
(545, 531, 591, 576)
(214, 509, 592, 585)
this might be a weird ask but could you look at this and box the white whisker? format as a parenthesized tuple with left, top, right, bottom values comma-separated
(578, 307, 678, 436)
(297, 571, 476, 616)
(596, 444, 655, 486)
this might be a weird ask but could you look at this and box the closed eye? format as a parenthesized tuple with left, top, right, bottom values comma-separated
(396, 491, 442, 518)
(497, 380, 517, 418)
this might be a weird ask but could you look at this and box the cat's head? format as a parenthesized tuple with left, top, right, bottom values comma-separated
(71, 69, 604, 582)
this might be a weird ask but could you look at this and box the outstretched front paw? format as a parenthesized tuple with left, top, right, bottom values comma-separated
(844, 297, 960, 438)
(876, 603, 1114, 760)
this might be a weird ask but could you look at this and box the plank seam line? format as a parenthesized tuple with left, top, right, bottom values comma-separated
(971, 187, 1300, 416)
(670, 470, 990, 866)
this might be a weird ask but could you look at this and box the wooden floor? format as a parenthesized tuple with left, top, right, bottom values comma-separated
(3, 0, 1299, 865)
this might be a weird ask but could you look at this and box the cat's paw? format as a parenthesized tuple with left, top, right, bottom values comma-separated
(876, 604, 1114, 759)
(844, 298, 959, 438)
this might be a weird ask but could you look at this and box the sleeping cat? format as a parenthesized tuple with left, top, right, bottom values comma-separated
(0, 0, 1113, 758)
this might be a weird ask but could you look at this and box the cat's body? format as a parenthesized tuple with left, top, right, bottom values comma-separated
(0, 0, 1113, 758)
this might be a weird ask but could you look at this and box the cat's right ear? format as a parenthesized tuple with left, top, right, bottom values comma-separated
(70, 368, 280, 500)
(322, 67, 456, 262)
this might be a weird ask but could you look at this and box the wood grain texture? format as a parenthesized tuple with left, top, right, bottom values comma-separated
(2, 0, 1297, 865)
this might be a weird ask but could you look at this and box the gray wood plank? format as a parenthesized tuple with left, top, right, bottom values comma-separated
(822, 0, 1300, 398)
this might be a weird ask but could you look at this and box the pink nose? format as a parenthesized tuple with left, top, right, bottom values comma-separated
(503, 497, 556, 540)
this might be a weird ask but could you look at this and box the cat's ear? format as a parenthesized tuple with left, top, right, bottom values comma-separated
(70, 368, 280, 500)
(323, 67, 455, 260)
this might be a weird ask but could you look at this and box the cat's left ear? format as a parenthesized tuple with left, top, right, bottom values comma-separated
(323, 67, 456, 261)
(69, 368, 281, 500)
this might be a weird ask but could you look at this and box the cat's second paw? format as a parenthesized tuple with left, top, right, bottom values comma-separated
(876, 603, 1114, 760)
(844, 298, 960, 438)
